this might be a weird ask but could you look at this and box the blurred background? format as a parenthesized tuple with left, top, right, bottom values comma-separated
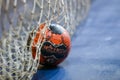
(33, 0, 120, 80)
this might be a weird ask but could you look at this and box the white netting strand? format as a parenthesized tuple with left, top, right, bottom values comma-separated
(0, 0, 90, 80)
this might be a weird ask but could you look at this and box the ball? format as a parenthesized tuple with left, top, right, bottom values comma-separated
(31, 23, 71, 66)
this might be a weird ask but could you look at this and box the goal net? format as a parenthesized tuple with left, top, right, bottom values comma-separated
(0, 0, 90, 80)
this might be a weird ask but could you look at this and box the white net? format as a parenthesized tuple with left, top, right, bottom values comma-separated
(0, 0, 90, 80)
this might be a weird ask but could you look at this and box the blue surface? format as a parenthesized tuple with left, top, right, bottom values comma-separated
(32, 0, 120, 80)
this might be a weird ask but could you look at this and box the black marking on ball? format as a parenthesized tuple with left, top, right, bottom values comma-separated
(49, 24, 64, 34)
(44, 55, 57, 64)
(41, 41, 67, 59)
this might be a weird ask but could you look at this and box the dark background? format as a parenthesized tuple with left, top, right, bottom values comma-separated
(32, 0, 120, 80)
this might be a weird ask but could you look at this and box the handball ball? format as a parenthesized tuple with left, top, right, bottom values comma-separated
(31, 23, 71, 66)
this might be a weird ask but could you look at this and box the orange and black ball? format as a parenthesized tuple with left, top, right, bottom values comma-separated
(29, 23, 71, 66)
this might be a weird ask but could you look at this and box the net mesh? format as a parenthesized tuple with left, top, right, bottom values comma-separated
(0, 0, 90, 80)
